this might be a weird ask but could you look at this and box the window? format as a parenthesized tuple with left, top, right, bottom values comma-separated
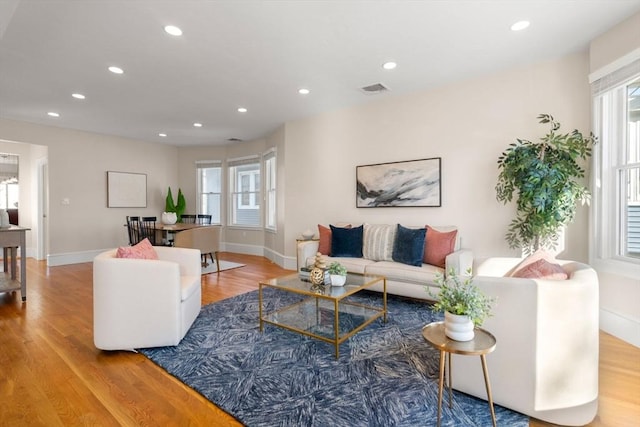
(591, 58, 640, 271)
(228, 156, 261, 227)
(196, 161, 222, 224)
(264, 149, 277, 230)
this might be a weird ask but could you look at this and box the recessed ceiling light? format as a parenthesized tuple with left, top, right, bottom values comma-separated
(72, 93, 85, 99)
(159, 133, 167, 137)
(193, 122, 203, 127)
(237, 107, 248, 113)
(164, 25, 183, 36)
(47, 112, 60, 117)
(298, 88, 310, 95)
(510, 20, 530, 31)
(382, 62, 397, 70)
(108, 66, 124, 74)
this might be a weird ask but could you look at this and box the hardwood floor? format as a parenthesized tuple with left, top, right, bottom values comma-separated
(1, 253, 638, 426)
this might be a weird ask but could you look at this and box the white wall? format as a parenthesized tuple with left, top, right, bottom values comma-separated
(0, 118, 179, 265)
(282, 52, 592, 264)
(589, 11, 640, 347)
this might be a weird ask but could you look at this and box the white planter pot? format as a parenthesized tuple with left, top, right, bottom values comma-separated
(330, 274, 346, 286)
(161, 212, 177, 225)
(444, 311, 475, 341)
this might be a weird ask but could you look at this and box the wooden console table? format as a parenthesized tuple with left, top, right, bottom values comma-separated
(0, 225, 29, 301)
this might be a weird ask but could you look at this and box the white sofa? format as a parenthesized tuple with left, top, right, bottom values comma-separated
(453, 257, 599, 426)
(93, 246, 202, 351)
(297, 225, 473, 299)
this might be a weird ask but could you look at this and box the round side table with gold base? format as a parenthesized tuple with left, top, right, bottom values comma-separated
(422, 321, 497, 427)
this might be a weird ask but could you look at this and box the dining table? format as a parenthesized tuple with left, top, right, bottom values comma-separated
(0, 225, 29, 301)
(153, 222, 210, 246)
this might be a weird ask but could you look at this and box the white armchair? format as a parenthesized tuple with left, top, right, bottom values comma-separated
(93, 246, 202, 351)
(453, 257, 599, 426)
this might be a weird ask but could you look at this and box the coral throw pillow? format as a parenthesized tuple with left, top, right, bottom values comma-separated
(318, 224, 332, 255)
(423, 226, 458, 268)
(116, 238, 158, 260)
(512, 258, 568, 280)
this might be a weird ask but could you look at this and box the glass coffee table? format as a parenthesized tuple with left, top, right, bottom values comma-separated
(259, 272, 387, 358)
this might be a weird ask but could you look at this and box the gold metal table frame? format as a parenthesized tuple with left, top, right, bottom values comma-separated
(258, 272, 387, 358)
(422, 321, 497, 427)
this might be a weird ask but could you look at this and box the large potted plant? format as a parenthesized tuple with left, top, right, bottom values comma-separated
(496, 114, 596, 253)
(427, 268, 494, 341)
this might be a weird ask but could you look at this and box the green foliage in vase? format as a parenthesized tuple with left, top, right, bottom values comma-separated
(176, 188, 186, 222)
(427, 269, 494, 326)
(327, 261, 347, 276)
(165, 187, 176, 213)
(496, 114, 596, 253)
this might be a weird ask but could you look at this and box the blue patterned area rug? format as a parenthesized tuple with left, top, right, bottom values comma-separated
(140, 289, 528, 427)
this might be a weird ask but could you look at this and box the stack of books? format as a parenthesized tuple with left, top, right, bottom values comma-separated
(299, 266, 330, 285)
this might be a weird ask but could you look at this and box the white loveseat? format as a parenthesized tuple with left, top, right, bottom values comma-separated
(93, 246, 202, 351)
(453, 257, 599, 426)
(297, 225, 473, 299)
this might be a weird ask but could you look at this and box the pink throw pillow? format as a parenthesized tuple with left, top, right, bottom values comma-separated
(512, 258, 568, 280)
(423, 226, 458, 268)
(508, 249, 556, 277)
(116, 238, 158, 260)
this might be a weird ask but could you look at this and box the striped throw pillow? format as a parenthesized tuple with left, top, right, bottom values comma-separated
(363, 224, 396, 261)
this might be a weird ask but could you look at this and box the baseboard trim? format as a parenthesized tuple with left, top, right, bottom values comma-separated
(263, 246, 296, 271)
(48, 249, 106, 266)
(600, 307, 640, 348)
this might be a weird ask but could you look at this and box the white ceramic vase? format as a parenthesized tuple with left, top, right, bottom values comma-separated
(444, 311, 475, 341)
(330, 274, 346, 286)
(162, 212, 177, 225)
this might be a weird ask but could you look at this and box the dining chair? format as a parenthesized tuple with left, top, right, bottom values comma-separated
(126, 216, 141, 245)
(173, 226, 221, 273)
(181, 214, 196, 224)
(139, 216, 157, 245)
(197, 214, 212, 225)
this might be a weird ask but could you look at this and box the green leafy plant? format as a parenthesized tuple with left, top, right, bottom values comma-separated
(165, 187, 176, 213)
(165, 187, 187, 222)
(496, 114, 596, 253)
(427, 268, 494, 326)
(327, 261, 347, 276)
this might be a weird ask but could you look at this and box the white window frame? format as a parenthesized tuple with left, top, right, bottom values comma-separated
(228, 156, 261, 228)
(264, 148, 277, 231)
(590, 54, 640, 279)
(196, 160, 222, 225)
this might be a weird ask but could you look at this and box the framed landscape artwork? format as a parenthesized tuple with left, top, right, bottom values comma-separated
(356, 157, 441, 207)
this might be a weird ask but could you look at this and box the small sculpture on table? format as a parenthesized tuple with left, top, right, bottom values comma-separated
(309, 252, 327, 286)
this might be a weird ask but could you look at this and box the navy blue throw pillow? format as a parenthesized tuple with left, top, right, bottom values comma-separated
(392, 224, 426, 266)
(330, 224, 364, 258)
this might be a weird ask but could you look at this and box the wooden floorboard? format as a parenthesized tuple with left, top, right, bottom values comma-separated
(0, 253, 638, 426)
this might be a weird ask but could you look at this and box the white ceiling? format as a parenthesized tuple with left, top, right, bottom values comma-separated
(1, 0, 640, 147)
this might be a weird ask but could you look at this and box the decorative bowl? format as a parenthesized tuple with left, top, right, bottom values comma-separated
(301, 229, 315, 240)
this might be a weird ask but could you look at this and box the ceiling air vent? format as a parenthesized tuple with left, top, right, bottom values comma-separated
(360, 82, 390, 94)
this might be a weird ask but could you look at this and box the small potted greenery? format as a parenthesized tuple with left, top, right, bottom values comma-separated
(427, 268, 494, 341)
(327, 261, 348, 286)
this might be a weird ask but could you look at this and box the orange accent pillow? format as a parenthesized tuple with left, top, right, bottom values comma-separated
(423, 226, 458, 268)
(116, 238, 158, 260)
(318, 225, 332, 255)
(511, 258, 568, 280)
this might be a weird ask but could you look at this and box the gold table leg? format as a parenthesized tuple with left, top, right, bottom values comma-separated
(447, 352, 453, 408)
(334, 299, 340, 359)
(437, 349, 446, 427)
(480, 354, 497, 427)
